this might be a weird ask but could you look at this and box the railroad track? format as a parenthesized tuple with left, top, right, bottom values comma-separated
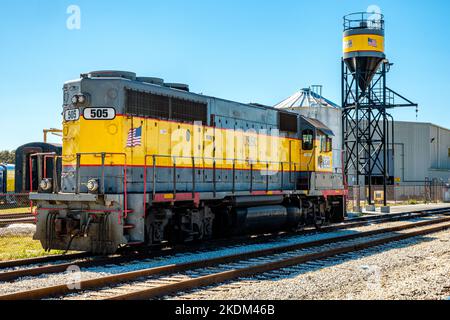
(0, 218, 35, 227)
(0, 213, 33, 220)
(0, 208, 445, 282)
(0, 207, 448, 282)
(1, 214, 449, 300)
(0, 252, 92, 269)
(0, 213, 35, 226)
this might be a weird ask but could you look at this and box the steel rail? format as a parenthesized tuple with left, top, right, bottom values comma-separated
(0, 213, 34, 220)
(0, 256, 127, 282)
(108, 220, 450, 300)
(0, 209, 442, 282)
(1, 216, 449, 300)
(0, 252, 91, 269)
(0, 219, 35, 227)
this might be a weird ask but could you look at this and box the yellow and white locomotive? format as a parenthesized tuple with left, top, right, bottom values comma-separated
(31, 71, 346, 254)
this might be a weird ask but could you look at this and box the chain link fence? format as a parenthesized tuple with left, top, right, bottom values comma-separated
(0, 193, 45, 261)
(347, 183, 450, 212)
(0, 193, 32, 213)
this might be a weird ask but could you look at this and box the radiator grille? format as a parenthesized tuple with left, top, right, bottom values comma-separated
(125, 89, 170, 119)
(172, 97, 208, 124)
(279, 112, 298, 133)
(125, 89, 207, 124)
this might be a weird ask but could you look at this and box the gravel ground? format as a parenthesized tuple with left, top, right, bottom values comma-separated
(172, 229, 450, 300)
(0, 224, 36, 236)
(60, 230, 413, 300)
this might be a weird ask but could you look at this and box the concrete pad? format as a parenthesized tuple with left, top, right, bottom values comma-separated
(348, 203, 450, 216)
(386, 203, 450, 214)
(353, 206, 362, 213)
(381, 206, 391, 213)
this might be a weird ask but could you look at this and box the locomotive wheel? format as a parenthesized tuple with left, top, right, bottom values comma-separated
(313, 205, 326, 230)
(295, 221, 306, 232)
(294, 213, 307, 232)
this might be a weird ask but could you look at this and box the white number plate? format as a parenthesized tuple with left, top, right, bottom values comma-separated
(320, 156, 331, 169)
(64, 108, 80, 122)
(83, 107, 116, 120)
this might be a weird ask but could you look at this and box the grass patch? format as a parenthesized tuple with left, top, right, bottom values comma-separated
(0, 236, 64, 261)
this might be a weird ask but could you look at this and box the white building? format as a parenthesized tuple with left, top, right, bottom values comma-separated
(392, 121, 450, 185)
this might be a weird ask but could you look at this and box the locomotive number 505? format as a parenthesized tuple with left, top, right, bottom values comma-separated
(83, 107, 116, 120)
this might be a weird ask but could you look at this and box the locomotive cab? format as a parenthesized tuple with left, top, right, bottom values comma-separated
(298, 117, 343, 193)
(299, 116, 334, 172)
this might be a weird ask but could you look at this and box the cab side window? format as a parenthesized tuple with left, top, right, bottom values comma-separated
(319, 134, 332, 152)
(326, 137, 332, 152)
(320, 135, 326, 152)
(302, 130, 314, 150)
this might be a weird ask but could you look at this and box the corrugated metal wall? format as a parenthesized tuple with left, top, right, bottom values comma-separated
(393, 121, 450, 184)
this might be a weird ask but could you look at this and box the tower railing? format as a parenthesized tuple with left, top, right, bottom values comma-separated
(343, 12, 384, 31)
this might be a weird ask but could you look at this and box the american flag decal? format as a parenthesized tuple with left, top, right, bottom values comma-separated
(368, 38, 377, 48)
(126, 126, 142, 147)
(344, 39, 353, 49)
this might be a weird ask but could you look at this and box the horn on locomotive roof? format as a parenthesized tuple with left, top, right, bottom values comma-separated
(164, 83, 190, 92)
(136, 77, 165, 86)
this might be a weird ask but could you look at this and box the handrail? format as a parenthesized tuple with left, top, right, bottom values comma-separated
(142, 153, 303, 216)
(43, 154, 61, 193)
(29, 152, 59, 215)
(29, 153, 57, 193)
(74, 152, 128, 223)
(32, 151, 304, 222)
(143, 154, 297, 167)
(343, 12, 384, 31)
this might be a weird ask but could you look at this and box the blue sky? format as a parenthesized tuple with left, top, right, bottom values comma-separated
(0, 0, 449, 150)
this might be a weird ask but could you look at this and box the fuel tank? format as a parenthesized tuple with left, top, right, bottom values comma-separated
(234, 205, 302, 233)
(230, 195, 284, 207)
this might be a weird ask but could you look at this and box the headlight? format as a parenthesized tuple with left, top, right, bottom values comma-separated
(77, 94, 86, 103)
(39, 179, 52, 192)
(71, 94, 87, 105)
(87, 179, 99, 193)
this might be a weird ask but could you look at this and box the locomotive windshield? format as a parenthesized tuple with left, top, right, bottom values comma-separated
(302, 130, 314, 150)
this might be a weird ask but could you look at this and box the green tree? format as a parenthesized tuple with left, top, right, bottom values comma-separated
(0, 150, 15, 164)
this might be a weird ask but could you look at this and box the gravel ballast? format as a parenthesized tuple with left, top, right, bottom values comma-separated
(0, 215, 448, 298)
(0, 224, 36, 236)
(172, 229, 450, 300)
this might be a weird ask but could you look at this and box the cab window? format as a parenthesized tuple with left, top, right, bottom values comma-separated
(327, 137, 332, 152)
(320, 135, 332, 152)
(302, 130, 314, 150)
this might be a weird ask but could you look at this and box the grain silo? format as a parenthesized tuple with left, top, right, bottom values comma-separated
(274, 86, 342, 173)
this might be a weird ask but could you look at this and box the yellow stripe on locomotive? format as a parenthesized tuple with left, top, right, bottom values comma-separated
(62, 114, 333, 174)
